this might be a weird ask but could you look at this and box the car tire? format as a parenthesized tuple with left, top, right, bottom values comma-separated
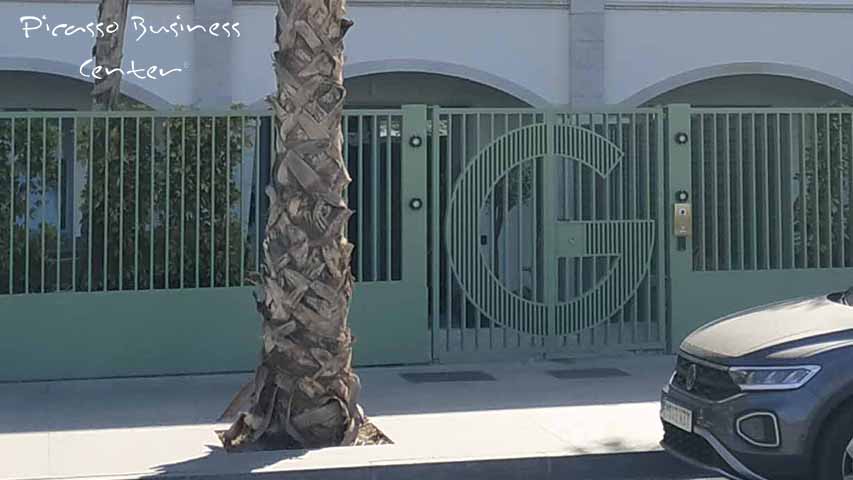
(815, 407, 853, 480)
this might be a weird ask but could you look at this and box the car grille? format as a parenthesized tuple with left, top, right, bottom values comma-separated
(662, 423, 737, 476)
(672, 355, 741, 401)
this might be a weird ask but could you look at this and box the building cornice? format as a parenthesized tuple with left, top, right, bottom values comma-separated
(3, 0, 194, 4)
(605, 1, 853, 13)
(6, 0, 852, 13)
(234, 0, 570, 8)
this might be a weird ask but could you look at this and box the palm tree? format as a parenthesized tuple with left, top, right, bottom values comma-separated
(217, 0, 362, 450)
(92, 0, 130, 110)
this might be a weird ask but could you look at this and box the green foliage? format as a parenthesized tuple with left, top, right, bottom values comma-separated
(0, 113, 262, 294)
(75, 115, 258, 291)
(692, 111, 853, 270)
(793, 112, 852, 268)
(0, 118, 63, 294)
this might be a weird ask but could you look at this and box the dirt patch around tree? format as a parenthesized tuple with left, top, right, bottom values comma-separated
(355, 420, 392, 446)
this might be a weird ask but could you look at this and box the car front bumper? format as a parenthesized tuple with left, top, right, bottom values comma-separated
(660, 381, 816, 480)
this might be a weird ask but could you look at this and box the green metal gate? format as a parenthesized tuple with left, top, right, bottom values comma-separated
(427, 108, 667, 361)
(668, 105, 853, 350)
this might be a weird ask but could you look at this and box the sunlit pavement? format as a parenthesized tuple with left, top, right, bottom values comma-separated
(0, 354, 726, 480)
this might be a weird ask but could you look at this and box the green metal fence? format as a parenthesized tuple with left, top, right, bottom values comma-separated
(342, 112, 404, 282)
(0, 108, 427, 381)
(0, 111, 407, 295)
(8, 104, 853, 379)
(0, 112, 267, 295)
(690, 109, 853, 271)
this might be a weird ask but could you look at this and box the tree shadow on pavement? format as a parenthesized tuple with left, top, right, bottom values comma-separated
(141, 444, 311, 480)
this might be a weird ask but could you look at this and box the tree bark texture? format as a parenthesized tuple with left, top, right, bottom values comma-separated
(219, 0, 361, 450)
(92, 0, 130, 110)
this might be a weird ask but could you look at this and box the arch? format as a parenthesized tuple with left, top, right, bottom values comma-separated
(248, 59, 550, 109)
(0, 56, 173, 110)
(619, 62, 853, 107)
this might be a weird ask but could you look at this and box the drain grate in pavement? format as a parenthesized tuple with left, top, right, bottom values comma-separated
(400, 371, 496, 384)
(546, 368, 630, 379)
(548, 357, 577, 365)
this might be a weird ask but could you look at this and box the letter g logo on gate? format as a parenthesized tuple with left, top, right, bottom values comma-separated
(446, 122, 657, 337)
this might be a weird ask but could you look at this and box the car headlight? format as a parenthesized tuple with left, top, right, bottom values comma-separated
(728, 365, 821, 391)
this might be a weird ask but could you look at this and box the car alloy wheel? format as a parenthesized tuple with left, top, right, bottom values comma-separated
(844, 435, 853, 480)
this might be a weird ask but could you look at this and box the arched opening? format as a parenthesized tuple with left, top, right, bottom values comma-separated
(343, 72, 531, 109)
(643, 74, 853, 108)
(0, 71, 97, 111)
(0, 71, 154, 111)
(0, 58, 169, 111)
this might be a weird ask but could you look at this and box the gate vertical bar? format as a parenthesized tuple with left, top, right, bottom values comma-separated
(655, 108, 666, 343)
(25, 119, 30, 293)
(7, 119, 13, 294)
(56, 119, 62, 291)
(41, 118, 46, 293)
(119, 119, 125, 290)
(430, 107, 441, 359)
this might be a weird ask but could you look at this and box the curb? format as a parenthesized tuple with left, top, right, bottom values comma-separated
(148, 451, 708, 480)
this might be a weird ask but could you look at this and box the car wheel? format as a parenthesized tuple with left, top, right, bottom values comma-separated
(815, 408, 853, 480)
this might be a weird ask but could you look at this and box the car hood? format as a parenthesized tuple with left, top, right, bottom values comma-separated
(681, 294, 853, 359)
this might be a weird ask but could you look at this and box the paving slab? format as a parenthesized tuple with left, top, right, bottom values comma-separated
(0, 354, 696, 480)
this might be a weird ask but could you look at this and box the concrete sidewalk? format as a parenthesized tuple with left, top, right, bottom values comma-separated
(0, 354, 703, 480)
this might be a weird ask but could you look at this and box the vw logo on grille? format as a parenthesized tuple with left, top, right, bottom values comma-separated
(685, 364, 698, 391)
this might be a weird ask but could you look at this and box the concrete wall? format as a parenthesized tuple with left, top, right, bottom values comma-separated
(607, 6, 853, 106)
(233, 3, 569, 108)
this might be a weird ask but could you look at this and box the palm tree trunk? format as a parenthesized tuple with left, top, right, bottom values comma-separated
(219, 0, 361, 450)
(92, 0, 130, 110)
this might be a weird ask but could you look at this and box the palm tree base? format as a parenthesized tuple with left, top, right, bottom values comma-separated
(216, 419, 391, 452)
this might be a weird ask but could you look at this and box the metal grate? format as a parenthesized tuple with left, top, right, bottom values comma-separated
(672, 355, 741, 401)
(662, 423, 735, 476)
(548, 357, 577, 364)
(399, 370, 496, 383)
(690, 109, 853, 271)
(546, 368, 629, 379)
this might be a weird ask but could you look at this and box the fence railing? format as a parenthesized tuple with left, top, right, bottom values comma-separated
(0, 110, 401, 295)
(691, 108, 853, 271)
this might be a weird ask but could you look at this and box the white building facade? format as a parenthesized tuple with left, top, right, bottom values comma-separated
(2, 0, 853, 111)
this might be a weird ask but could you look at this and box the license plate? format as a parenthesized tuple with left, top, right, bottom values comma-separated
(661, 399, 693, 433)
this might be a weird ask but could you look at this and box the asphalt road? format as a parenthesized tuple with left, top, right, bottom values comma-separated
(547, 451, 720, 480)
(346, 451, 726, 480)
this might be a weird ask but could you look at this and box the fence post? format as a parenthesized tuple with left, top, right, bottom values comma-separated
(399, 104, 431, 362)
(401, 105, 429, 286)
(665, 104, 693, 352)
